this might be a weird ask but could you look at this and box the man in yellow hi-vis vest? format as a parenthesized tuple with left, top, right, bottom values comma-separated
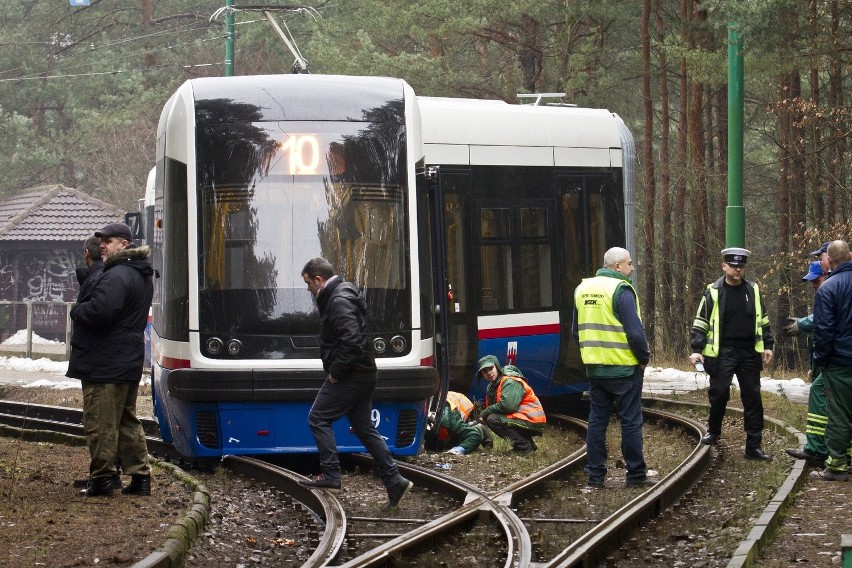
(573, 247, 653, 488)
(689, 248, 775, 461)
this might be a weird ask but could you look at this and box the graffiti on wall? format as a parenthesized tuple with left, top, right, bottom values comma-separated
(22, 249, 78, 301)
(0, 246, 80, 341)
(0, 248, 79, 302)
(0, 251, 15, 299)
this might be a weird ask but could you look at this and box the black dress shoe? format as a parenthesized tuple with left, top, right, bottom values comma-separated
(121, 475, 151, 496)
(745, 448, 773, 461)
(80, 476, 115, 497)
(785, 448, 825, 468)
(700, 433, 719, 445)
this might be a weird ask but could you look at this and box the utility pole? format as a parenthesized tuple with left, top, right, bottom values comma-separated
(225, 0, 235, 76)
(726, 23, 744, 248)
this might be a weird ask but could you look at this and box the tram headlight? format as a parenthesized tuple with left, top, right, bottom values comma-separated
(206, 337, 223, 355)
(373, 337, 387, 354)
(227, 339, 242, 356)
(390, 335, 407, 353)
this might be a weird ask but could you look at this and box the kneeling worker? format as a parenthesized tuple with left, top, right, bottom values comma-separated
(476, 356, 546, 453)
(425, 391, 493, 455)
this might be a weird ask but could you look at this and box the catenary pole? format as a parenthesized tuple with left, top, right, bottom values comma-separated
(726, 23, 744, 248)
(225, 0, 235, 76)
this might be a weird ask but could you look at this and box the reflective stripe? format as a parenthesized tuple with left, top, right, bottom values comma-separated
(579, 340, 635, 349)
(577, 323, 629, 332)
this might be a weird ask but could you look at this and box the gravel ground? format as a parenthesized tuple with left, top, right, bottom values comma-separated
(0, 382, 849, 567)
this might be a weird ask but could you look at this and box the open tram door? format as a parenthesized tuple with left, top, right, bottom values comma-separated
(418, 165, 451, 422)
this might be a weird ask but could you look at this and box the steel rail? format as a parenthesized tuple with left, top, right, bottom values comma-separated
(333, 417, 589, 567)
(0, 399, 717, 568)
(540, 408, 713, 568)
(0, 401, 342, 566)
(340, 452, 531, 567)
(222, 456, 346, 567)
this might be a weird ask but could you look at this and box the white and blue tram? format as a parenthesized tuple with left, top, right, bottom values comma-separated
(418, 96, 635, 407)
(149, 75, 439, 457)
(148, 75, 634, 458)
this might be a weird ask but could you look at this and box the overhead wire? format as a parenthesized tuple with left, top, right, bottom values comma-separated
(0, 18, 238, 80)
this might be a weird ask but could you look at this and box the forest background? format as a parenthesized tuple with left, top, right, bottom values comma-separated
(0, 0, 848, 370)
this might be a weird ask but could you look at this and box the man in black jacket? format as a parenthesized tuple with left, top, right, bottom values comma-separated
(299, 257, 413, 508)
(68, 223, 154, 497)
(68, 235, 124, 490)
(809, 240, 852, 482)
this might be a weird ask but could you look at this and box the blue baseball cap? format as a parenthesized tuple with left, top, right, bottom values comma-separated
(802, 260, 824, 282)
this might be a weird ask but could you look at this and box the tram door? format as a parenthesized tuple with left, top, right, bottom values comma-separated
(439, 171, 476, 391)
(554, 172, 627, 389)
(469, 197, 559, 399)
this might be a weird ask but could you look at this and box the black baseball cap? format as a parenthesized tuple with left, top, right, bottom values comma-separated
(94, 223, 133, 241)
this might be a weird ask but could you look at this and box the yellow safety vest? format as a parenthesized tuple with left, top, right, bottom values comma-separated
(694, 283, 767, 357)
(445, 391, 473, 421)
(575, 276, 642, 366)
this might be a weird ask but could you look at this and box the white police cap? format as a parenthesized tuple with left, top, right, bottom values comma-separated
(721, 247, 750, 266)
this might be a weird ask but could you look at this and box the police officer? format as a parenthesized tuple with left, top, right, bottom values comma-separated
(573, 246, 653, 487)
(689, 248, 774, 461)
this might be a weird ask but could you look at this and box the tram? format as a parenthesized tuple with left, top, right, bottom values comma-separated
(418, 95, 635, 408)
(149, 74, 440, 458)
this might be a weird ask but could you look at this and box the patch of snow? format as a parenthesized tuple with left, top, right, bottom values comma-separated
(1, 329, 64, 346)
(0, 355, 68, 374)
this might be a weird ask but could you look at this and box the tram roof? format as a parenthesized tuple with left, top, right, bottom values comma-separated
(185, 74, 410, 124)
(417, 96, 623, 151)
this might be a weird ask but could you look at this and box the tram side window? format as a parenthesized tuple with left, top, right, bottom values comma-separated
(559, 178, 587, 321)
(480, 208, 513, 311)
(586, 175, 625, 264)
(519, 207, 552, 309)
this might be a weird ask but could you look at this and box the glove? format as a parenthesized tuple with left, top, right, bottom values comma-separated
(784, 316, 800, 337)
(446, 446, 466, 455)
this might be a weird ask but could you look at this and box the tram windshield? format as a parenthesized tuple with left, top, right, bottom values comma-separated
(195, 120, 410, 357)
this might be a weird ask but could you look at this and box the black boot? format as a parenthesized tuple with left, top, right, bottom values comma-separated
(74, 472, 121, 490)
(80, 476, 115, 497)
(121, 475, 151, 496)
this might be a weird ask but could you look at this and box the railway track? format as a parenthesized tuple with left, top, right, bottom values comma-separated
(0, 399, 720, 567)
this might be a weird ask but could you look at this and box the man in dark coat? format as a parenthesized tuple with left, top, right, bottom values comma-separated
(809, 240, 852, 482)
(68, 223, 154, 497)
(298, 257, 413, 508)
(67, 235, 124, 490)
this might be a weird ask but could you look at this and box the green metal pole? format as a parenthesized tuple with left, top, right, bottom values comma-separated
(225, 0, 234, 76)
(726, 23, 744, 248)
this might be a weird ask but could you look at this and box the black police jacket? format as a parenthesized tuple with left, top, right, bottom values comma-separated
(66, 245, 154, 383)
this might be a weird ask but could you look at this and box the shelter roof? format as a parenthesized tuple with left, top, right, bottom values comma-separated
(0, 185, 126, 241)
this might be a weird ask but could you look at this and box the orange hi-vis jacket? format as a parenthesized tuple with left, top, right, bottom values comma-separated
(487, 375, 546, 425)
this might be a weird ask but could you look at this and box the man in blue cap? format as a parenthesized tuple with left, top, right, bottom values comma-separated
(689, 247, 775, 461)
(784, 260, 828, 467)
